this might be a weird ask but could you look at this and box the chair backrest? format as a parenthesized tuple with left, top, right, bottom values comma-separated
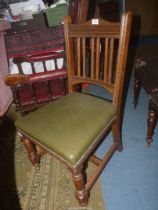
(64, 12, 132, 111)
(12, 50, 65, 74)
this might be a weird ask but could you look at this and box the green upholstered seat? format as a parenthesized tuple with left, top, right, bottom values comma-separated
(15, 92, 116, 166)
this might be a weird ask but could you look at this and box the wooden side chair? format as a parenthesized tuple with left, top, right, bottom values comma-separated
(15, 13, 132, 206)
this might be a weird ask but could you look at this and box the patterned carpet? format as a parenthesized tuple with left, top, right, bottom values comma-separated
(20, 152, 105, 210)
(0, 106, 105, 210)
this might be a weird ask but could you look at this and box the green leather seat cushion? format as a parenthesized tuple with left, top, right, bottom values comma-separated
(15, 92, 116, 166)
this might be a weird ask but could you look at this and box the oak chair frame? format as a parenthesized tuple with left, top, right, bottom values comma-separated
(16, 13, 132, 206)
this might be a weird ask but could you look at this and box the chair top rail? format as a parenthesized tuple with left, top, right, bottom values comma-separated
(68, 18, 121, 38)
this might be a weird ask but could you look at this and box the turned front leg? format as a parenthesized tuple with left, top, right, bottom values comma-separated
(72, 166, 89, 207)
(21, 136, 40, 166)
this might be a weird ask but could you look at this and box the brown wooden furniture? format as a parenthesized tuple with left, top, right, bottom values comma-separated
(134, 59, 158, 144)
(5, 50, 67, 114)
(149, 91, 158, 125)
(4, 0, 91, 114)
(147, 91, 158, 144)
(15, 13, 132, 206)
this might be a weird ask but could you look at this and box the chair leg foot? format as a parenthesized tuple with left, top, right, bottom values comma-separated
(35, 163, 40, 170)
(117, 143, 123, 152)
(21, 137, 40, 166)
(146, 138, 153, 145)
(76, 193, 89, 207)
(72, 167, 89, 207)
(146, 103, 157, 145)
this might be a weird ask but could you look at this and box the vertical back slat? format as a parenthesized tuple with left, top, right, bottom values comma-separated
(96, 37, 100, 80)
(17, 63, 23, 74)
(108, 38, 114, 84)
(31, 62, 36, 74)
(43, 61, 47, 72)
(77, 37, 81, 77)
(54, 59, 58, 70)
(104, 38, 109, 82)
(90, 38, 95, 79)
(82, 37, 86, 78)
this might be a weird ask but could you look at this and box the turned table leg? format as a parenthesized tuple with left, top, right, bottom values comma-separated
(146, 101, 157, 145)
(133, 78, 141, 108)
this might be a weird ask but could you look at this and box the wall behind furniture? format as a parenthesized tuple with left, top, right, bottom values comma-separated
(126, 0, 158, 36)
